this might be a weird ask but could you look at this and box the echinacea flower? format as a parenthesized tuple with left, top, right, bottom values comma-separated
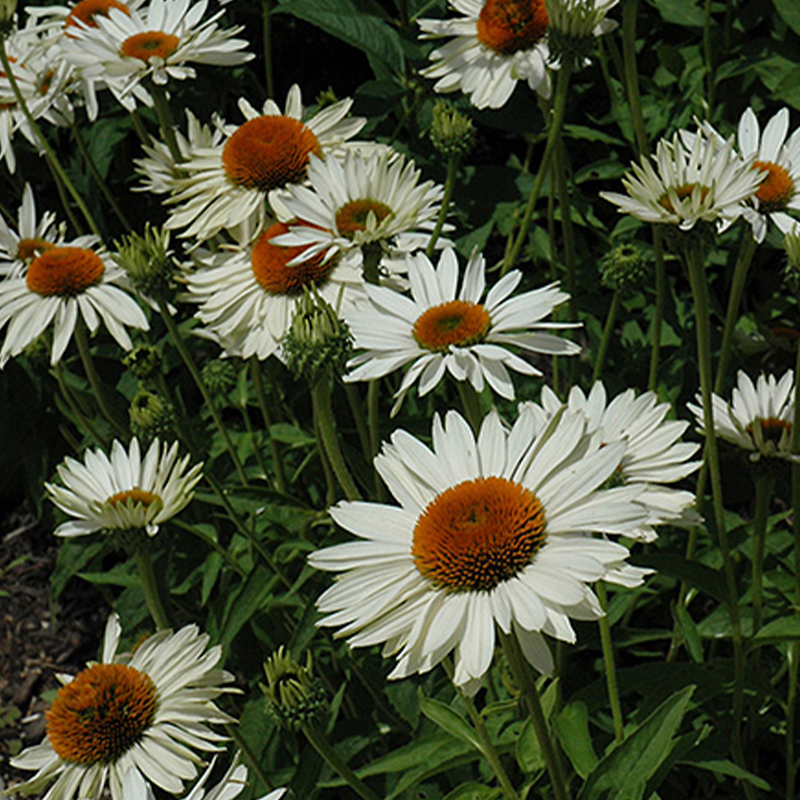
(46, 438, 203, 537)
(183, 220, 363, 360)
(418, 0, 553, 109)
(601, 126, 763, 232)
(271, 150, 445, 274)
(688, 370, 797, 462)
(310, 408, 650, 693)
(0, 241, 149, 367)
(530, 381, 701, 540)
(165, 85, 365, 241)
(10, 614, 235, 800)
(344, 248, 580, 409)
(60, 0, 252, 118)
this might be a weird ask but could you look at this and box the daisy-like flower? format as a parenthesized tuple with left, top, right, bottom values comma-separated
(26, 0, 147, 32)
(10, 613, 235, 800)
(530, 382, 701, 540)
(0, 241, 149, 367)
(61, 0, 252, 118)
(601, 126, 764, 232)
(0, 183, 66, 278)
(418, 0, 553, 109)
(688, 370, 797, 462)
(310, 408, 650, 692)
(46, 438, 203, 537)
(271, 150, 445, 273)
(165, 86, 366, 241)
(735, 107, 800, 242)
(183, 220, 363, 360)
(344, 248, 579, 409)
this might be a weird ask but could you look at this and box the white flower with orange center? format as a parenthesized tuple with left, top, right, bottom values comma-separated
(530, 381, 701, 540)
(270, 150, 445, 272)
(418, 0, 553, 109)
(343, 248, 579, 408)
(10, 613, 235, 800)
(688, 370, 797, 462)
(183, 220, 363, 360)
(165, 85, 365, 241)
(601, 126, 764, 232)
(0, 241, 149, 367)
(735, 107, 800, 242)
(60, 0, 252, 116)
(310, 408, 650, 693)
(46, 437, 203, 537)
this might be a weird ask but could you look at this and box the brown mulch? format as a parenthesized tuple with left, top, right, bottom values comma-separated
(0, 503, 107, 792)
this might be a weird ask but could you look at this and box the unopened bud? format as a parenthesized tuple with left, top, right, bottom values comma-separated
(201, 359, 238, 393)
(783, 225, 800, 293)
(545, 0, 618, 69)
(123, 345, 162, 381)
(600, 243, 649, 294)
(261, 647, 327, 731)
(430, 100, 475, 158)
(129, 389, 175, 443)
(0, 0, 17, 31)
(114, 224, 176, 297)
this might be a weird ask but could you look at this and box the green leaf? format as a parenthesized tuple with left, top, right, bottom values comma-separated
(218, 565, 279, 648)
(684, 759, 771, 791)
(442, 784, 501, 800)
(515, 679, 559, 773)
(773, 0, 800, 37)
(633, 552, 728, 604)
(672, 602, 704, 663)
(554, 702, 598, 779)
(275, 0, 404, 74)
(579, 686, 695, 800)
(352, 732, 472, 778)
(751, 615, 800, 645)
(418, 693, 483, 754)
(647, 0, 705, 26)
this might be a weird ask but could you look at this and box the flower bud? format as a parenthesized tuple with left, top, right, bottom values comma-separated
(129, 389, 175, 443)
(545, 0, 618, 69)
(430, 100, 475, 158)
(261, 647, 327, 731)
(201, 359, 238, 393)
(600, 243, 649, 294)
(123, 345, 162, 381)
(114, 224, 176, 297)
(783, 225, 800, 293)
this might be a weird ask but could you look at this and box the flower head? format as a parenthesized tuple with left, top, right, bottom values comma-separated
(419, 0, 553, 109)
(344, 247, 580, 410)
(688, 370, 797, 462)
(46, 438, 203, 537)
(165, 85, 365, 241)
(601, 126, 763, 232)
(10, 614, 235, 800)
(310, 408, 650, 693)
(0, 240, 149, 367)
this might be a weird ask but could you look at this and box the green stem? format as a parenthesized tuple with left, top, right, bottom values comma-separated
(314, 411, 338, 506)
(684, 242, 747, 770)
(500, 633, 572, 800)
(73, 321, 128, 438)
(149, 81, 182, 164)
(715, 235, 757, 393)
(788, 647, 799, 800)
(53, 362, 105, 447)
(71, 122, 132, 231)
(751, 472, 774, 636)
(648, 230, 666, 391)
(426, 154, 458, 257)
(302, 723, 381, 800)
(502, 62, 573, 275)
(0, 38, 102, 238)
(367, 379, 385, 501)
(155, 297, 249, 486)
(262, 0, 275, 98)
(134, 542, 170, 629)
(593, 292, 620, 383)
(621, 0, 649, 157)
(345, 383, 372, 464)
(596, 582, 625, 742)
(703, 0, 715, 110)
(227, 723, 275, 793)
(249, 358, 287, 493)
(457, 381, 484, 433)
(312, 376, 361, 501)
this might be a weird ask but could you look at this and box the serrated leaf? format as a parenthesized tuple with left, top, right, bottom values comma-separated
(418, 693, 483, 753)
(579, 685, 695, 800)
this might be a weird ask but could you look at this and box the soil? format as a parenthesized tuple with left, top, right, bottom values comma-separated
(0, 503, 107, 794)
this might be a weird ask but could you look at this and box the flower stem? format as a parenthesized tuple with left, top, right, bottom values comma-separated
(751, 471, 774, 636)
(249, 358, 287, 493)
(155, 296, 249, 486)
(149, 81, 183, 165)
(311, 375, 361, 501)
(684, 242, 747, 769)
(500, 633, 572, 800)
(621, 0, 648, 157)
(648, 230, 666, 391)
(0, 37, 102, 239)
(261, 0, 275, 98)
(302, 722, 381, 800)
(73, 321, 128, 438)
(425, 154, 458, 257)
(593, 291, 620, 383)
(596, 582, 625, 742)
(457, 381, 484, 433)
(53, 362, 105, 447)
(502, 62, 572, 276)
(133, 541, 170, 629)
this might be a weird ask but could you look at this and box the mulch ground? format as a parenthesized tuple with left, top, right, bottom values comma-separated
(0, 503, 107, 793)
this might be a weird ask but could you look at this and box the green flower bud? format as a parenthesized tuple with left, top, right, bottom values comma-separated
(783, 227, 800, 293)
(282, 289, 352, 384)
(114, 224, 176, 297)
(545, 0, 617, 69)
(123, 345, 162, 381)
(0, 0, 17, 33)
(201, 359, 238, 393)
(430, 100, 475, 158)
(129, 389, 175, 443)
(22, 333, 51, 367)
(315, 87, 339, 109)
(261, 647, 327, 731)
(600, 243, 649, 294)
